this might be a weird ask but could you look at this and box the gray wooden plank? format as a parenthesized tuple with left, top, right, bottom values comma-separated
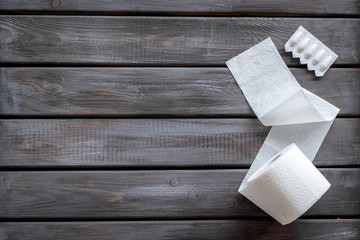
(0, 169, 358, 218)
(0, 0, 359, 16)
(0, 220, 359, 240)
(1, 68, 358, 116)
(0, 119, 358, 167)
(0, 16, 358, 65)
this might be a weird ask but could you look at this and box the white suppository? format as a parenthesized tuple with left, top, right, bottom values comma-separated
(226, 38, 340, 225)
(285, 26, 338, 77)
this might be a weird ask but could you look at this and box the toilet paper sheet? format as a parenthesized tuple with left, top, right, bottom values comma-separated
(226, 38, 339, 224)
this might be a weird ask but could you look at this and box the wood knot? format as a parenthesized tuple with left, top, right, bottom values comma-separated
(50, 0, 61, 8)
(169, 178, 178, 187)
(227, 201, 234, 208)
(226, 193, 242, 208)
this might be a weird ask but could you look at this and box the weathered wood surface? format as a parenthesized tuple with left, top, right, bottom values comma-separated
(0, 16, 359, 65)
(0, 119, 358, 167)
(0, 1, 359, 238)
(1, 68, 358, 116)
(0, 0, 359, 16)
(0, 220, 359, 240)
(0, 169, 358, 218)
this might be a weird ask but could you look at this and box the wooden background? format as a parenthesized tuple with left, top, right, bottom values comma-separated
(0, 0, 359, 239)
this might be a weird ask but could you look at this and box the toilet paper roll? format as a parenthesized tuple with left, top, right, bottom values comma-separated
(242, 144, 330, 225)
(226, 37, 339, 225)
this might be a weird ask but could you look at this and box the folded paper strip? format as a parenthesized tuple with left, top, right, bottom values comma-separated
(226, 38, 339, 225)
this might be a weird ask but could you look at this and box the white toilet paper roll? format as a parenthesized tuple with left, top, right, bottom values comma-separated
(226, 37, 339, 225)
(242, 144, 330, 225)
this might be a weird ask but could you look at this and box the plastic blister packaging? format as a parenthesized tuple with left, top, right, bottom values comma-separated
(285, 26, 338, 77)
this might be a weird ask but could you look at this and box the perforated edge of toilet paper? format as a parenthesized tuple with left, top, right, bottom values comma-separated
(226, 37, 340, 224)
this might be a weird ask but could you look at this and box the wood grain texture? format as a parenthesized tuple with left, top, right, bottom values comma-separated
(0, 169, 358, 218)
(1, 68, 358, 116)
(0, 1, 358, 238)
(0, 220, 359, 240)
(0, 0, 359, 16)
(0, 119, 358, 167)
(0, 16, 359, 65)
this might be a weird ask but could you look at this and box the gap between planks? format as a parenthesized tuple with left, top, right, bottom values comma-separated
(0, 116, 358, 119)
(0, 165, 358, 171)
(0, 12, 359, 18)
(0, 217, 359, 222)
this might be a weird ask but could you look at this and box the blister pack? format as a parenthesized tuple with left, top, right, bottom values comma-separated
(285, 26, 338, 77)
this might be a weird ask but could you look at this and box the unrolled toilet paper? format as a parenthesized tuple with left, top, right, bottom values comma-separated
(226, 38, 339, 225)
